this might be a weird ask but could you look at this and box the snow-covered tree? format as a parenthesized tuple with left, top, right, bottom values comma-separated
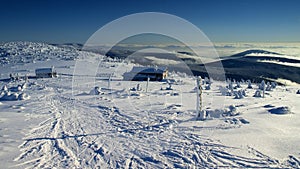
(235, 81, 241, 89)
(204, 77, 209, 84)
(241, 89, 246, 97)
(90, 86, 102, 95)
(234, 90, 246, 99)
(1, 85, 8, 91)
(227, 79, 233, 91)
(196, 76, 205, 120)
(271, 82, 277, 89)
(254, 90, 262, 97)
(266, 82, 272, 91)
(259, 80, 265, 90)
(205, 83, 211, 90)
(247, 80, 253, 89)
(258, 80, 266, 98)
(136, 84, 141, 91)
(241, 79, 245, 84)
(166, 83, 173, 90)
(228, 105, 239, 116)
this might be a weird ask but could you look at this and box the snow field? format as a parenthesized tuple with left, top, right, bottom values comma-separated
(0, 42, 299, 168)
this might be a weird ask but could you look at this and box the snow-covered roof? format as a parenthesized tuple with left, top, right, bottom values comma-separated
(130, 66, 167, 74)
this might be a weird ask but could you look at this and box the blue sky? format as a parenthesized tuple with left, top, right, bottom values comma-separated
(0, 0, 299, 43)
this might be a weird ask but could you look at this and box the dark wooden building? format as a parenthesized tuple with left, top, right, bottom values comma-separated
(123, 66, 168, 81)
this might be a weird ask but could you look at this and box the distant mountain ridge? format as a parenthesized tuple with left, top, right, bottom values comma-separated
(193, 49, 300, 84)
(1, 42, 299, 84)
(228, 49, 282, 58)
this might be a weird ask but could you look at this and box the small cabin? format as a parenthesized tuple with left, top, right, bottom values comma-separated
(123, 66, 168, 81)
(35, 67, 57, 78)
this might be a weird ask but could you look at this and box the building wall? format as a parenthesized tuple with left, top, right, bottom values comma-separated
(36, 72, 56, 78)
(132, 73, 164, 81)
(123, 68, 168, 81)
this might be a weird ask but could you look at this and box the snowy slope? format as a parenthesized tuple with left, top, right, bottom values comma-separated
(0, 42, 79, 65)
(0, 42, 300, 168)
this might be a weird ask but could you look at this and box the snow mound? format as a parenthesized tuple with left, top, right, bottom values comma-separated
(206, 109, 224, 118)
(268, 107, 291, 115)
(18, 93, 30, 100)
(89, 86, 102, 95)
(166, 104, 182, 110)
(264, 104, 275, 108)
(130, 92, 143, 97)
(225, 117, 250, 124)
(205, 105, 249, 124)
(206, 105, 240, 118)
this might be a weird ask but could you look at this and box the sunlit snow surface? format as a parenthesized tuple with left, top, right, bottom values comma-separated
(0, 42, 300, 168)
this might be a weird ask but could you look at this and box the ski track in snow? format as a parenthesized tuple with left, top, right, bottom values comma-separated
(1, 42, 299, 168)
(12, 77, 299, 168)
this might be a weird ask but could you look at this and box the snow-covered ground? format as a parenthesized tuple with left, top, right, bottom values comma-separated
(0, 42, 300, 168)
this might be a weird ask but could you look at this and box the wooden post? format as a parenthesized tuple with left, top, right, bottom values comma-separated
(196, 76, 205, 120)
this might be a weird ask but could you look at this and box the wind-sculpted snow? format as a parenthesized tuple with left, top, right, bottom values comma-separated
(0, 42, 79, 65)
(0, 42, 299, 168)
(12, 76, 299, 168)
